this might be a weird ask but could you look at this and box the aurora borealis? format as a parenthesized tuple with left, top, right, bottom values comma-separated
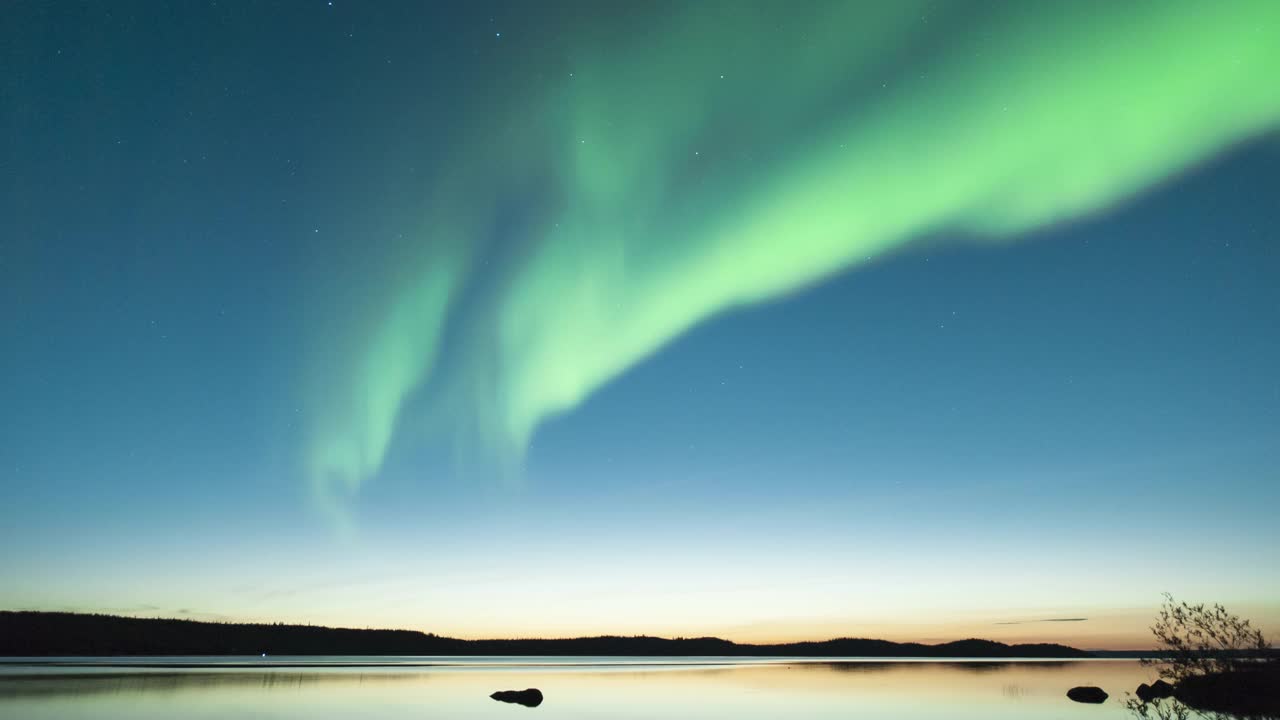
(3, 1, 1279, 647)
(304, 0, 1280, 507)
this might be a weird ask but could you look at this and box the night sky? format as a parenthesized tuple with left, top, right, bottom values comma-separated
(2, 1, 1278, 648)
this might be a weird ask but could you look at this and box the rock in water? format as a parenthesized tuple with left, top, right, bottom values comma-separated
(1173, 668, 1280, 717)
(491, 688, 544, 707)
(1067, 686, 1108, 704)
(1136, 679, 1175, 702)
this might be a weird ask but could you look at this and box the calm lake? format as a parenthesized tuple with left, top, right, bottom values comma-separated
(0, 657, 1158, 719)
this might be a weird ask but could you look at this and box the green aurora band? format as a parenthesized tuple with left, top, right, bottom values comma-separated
(305, 0, 1280, 508)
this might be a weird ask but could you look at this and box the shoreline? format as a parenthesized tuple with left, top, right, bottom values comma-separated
(0, 656, 1124, 669)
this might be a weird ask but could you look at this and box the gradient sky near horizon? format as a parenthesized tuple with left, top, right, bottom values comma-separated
(2, 1, 1279, 649)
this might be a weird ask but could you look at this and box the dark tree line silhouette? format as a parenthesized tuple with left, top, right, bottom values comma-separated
(0, 611, 1090, 658)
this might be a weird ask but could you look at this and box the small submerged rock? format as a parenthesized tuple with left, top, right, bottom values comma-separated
(1067, 686, 1108, 704)
(491, 688, 544, 707)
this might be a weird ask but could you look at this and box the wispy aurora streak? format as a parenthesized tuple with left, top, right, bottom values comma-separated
(305, 0, 1280, 504)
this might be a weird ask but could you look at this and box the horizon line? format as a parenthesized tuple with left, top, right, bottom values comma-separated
(2, 610, 1136, 651)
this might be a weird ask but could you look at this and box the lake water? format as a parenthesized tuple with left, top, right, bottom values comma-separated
(0, 657, 1162, 719)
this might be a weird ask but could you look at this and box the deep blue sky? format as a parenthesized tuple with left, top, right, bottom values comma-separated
(2, 1, 1278, 647)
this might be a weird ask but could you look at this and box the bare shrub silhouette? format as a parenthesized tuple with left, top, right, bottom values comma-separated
(1145, 593, 1271, 682)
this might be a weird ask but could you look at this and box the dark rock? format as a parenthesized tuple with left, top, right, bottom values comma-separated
(1174, 668, 1280, 717)
(1136, 679, 1175, 702)
(491, 688, 544, 707)
(1150, 679, 1174, 698)
(1067, 686, 1108, 704)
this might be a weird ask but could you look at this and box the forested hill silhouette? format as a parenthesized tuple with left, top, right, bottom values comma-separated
(1, 612, 1090, 657)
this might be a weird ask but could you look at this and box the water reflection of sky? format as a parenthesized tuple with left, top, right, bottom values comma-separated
(0, 659, 1160, 720)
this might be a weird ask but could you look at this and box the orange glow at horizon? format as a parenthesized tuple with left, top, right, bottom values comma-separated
(105, 603, 1280, 652)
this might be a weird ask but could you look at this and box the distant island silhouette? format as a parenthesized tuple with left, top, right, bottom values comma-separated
(0, 611, 1091, 658)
